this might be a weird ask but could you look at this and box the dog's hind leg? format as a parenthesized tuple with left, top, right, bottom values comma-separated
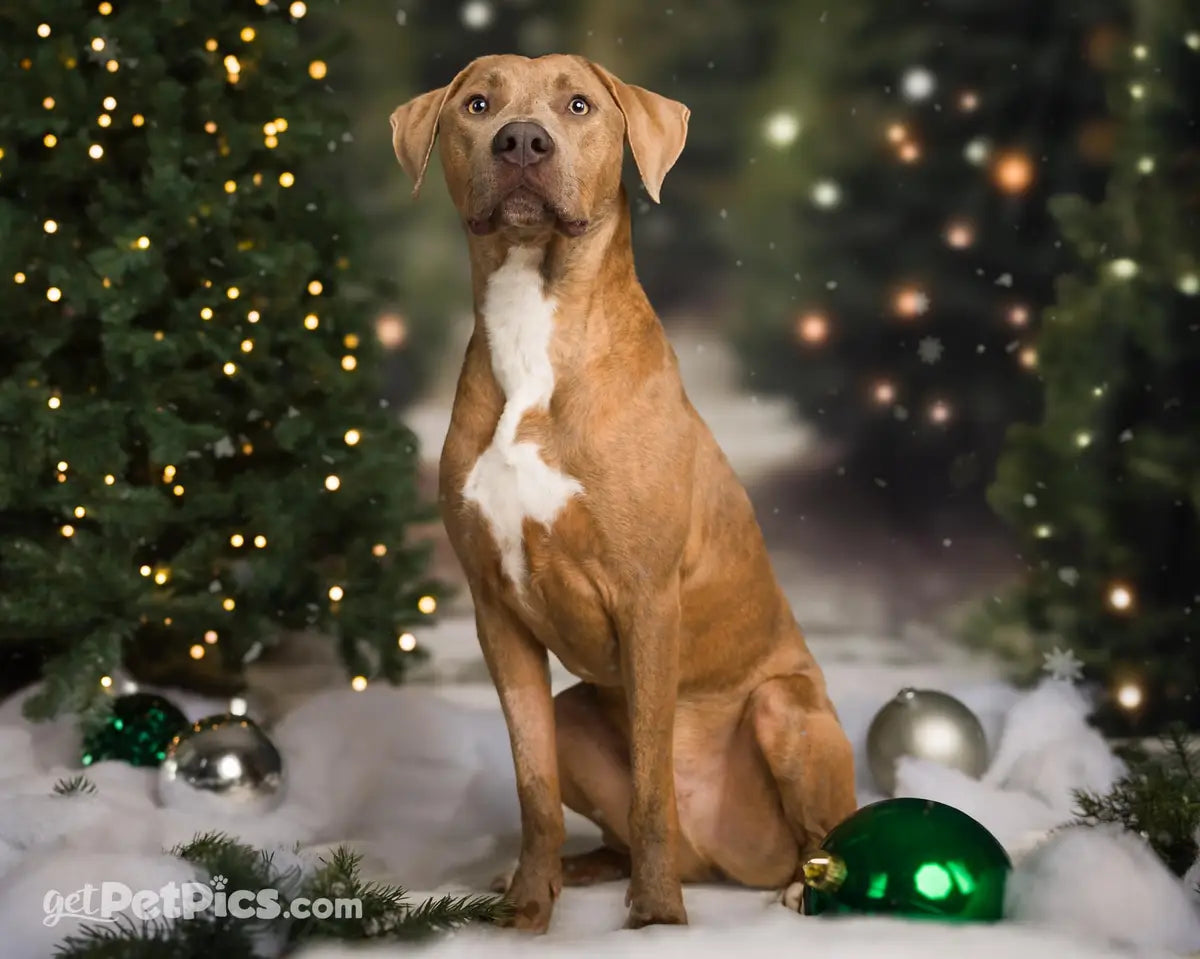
(748, 672, 857, 910)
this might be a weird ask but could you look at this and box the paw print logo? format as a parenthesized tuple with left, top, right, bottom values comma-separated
(210, 875, 228, 891)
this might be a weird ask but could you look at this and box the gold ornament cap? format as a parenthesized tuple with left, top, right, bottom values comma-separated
(801, 849, 848, 892)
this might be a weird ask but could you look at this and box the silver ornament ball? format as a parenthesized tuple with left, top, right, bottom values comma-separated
(866, 687, 989, 796)
(158, 714, 285, 815)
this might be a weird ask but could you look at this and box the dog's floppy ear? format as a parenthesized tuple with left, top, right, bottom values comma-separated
(585, 61, 690, 204)
(389, 66, 471, 198)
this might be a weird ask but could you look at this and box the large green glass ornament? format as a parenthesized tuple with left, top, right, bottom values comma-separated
(802, 798, 1011, 921)
(80, 693, 190, 768)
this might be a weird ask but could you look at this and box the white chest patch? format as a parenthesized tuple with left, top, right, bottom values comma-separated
(461, 246, 584, 592)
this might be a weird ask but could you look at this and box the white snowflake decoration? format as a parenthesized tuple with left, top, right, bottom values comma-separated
(1042, 646, 1084, 684)
(917, 336, 943, 364)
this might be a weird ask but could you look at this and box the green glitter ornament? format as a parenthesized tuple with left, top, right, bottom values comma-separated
(802, 798, 1011, 921)
(80, 693, 190, 768)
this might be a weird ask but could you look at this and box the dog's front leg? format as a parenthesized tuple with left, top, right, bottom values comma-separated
(618, 587, 688, 928)
(475, 596, 564, 933)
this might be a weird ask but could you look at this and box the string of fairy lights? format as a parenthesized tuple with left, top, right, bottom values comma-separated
(770, 32, 1200, 715)
(17, 1, 429, 693)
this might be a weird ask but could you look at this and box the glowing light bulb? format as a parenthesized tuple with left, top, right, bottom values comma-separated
(240, 26, 256, 41)
(763, 110, 801, 147)
(88, 144, 104, 159)
(247, 310, 260, 323)
(993, 152, 1034, 193)
(929, 400, 951, 424)
(226, 286, 240, 300)
(290, 0, 307, 16)
(796, 313, 828, 345)
(309, 60, 327, 79)
(205, 38, 218, 51)
(57, 461, 69, 472)
(886, 123, 907, 144)
(341, 355, 358, 371)
(173, 484, 184, 496)
(1107, 583, 1134, 612)
(351, 675, 368, 691)
(344, 429, 361, 446)
(100, 675, 113, 688)
(105, 60, 119, 73)
(14, 272, 26, 283)
(810, 180, 841, 208)
(154, 569, 169, 585)
(44, 219, 58, 234)
(253, 534, 266, 548)
(162, 465, 176, 482)
(1075, 431, 1092, 449)
(44, 133, 58, 148)
(99, 1, 112, 12)
(304, 313, 319, 330)
(132, 114, 145, 127)
(43, 96, 55, 109)
(48, 395, 62, 408)
(91, 37, 106, 51)
(61, 524, 75, 538)
(1178, 274, 1199, 296)
(418, 595, 437, 614)
(893, 286, 929, 318)
(279, 171, 295, 188)
(343, 333, 360, 349)
(1137, 156, 1155, 174)
(873, 381, 895, 404)
(1008, 305, 1030, 327)
(103, 96, 116, 109)
(376, 313, 407, 348)
(1035, 524, 1052, 539)
(224, 55, 241, 76)
(135, 236, 150, 249)
(200, 307, 214, 320)
(223, 362, 237, 376)
(98, 113, 112, 127)
(944, 221, 974, 248)
(37, 23, 51, 37)
(240, 339, 253, 353)
(1109, 258, 1139, 279)
(264, 135, 278, 148)
(189, 644, 205, 660)
(222, 597, 235, 611)
(205, 630, 218, 644)
(140, 565, 152, 576)
(230, 533, 245, 547)
(1129, 82, 1145, 100)
(328, 585, 344, 601)
(1116, 681, 1142, 710)
(74, 506, 86, 518)
(47, 287, 62, 302)
(898, 141, 921, 163)
(1019, 347, 1038, 369)
(325, 475, 341, 491)
(372, 544, 388, 557)
(204, 121, 218, 134)
(308, 280, 323, 295)
(224, 180, 237, 194)
(398, 632, 417, 652)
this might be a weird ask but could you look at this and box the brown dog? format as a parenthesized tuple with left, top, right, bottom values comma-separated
(390, 54, 855, 932)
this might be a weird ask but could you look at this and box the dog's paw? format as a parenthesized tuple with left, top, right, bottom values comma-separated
(492, 862, 561, 934)
(779, 880, 806, 913)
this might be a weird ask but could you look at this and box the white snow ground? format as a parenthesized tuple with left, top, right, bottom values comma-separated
(3, 331, 1199, 957)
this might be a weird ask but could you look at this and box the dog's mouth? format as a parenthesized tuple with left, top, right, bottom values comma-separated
(468, 183, 588, 239)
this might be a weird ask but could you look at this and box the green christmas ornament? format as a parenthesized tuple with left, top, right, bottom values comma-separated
(802, 798, 1011, 921)
(81, 692, 190, 768)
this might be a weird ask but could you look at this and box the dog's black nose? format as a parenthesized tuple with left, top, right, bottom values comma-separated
(492, 121, 555, 166)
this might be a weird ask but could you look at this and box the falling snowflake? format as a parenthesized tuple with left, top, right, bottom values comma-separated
(1042, 646, 1084, 683)
(917, 336, 944, 364)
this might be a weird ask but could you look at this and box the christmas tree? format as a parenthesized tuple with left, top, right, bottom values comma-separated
(0, 0, 439, 722)
(983, 0, 1200, 735)
(733, 0, 1124, 514)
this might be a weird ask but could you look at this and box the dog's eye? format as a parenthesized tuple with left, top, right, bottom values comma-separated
(568, 96, 590, 116)
(466, 95, 489, 115)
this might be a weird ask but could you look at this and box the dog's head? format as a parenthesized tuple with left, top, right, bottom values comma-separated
(390, 54, 689, 239)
